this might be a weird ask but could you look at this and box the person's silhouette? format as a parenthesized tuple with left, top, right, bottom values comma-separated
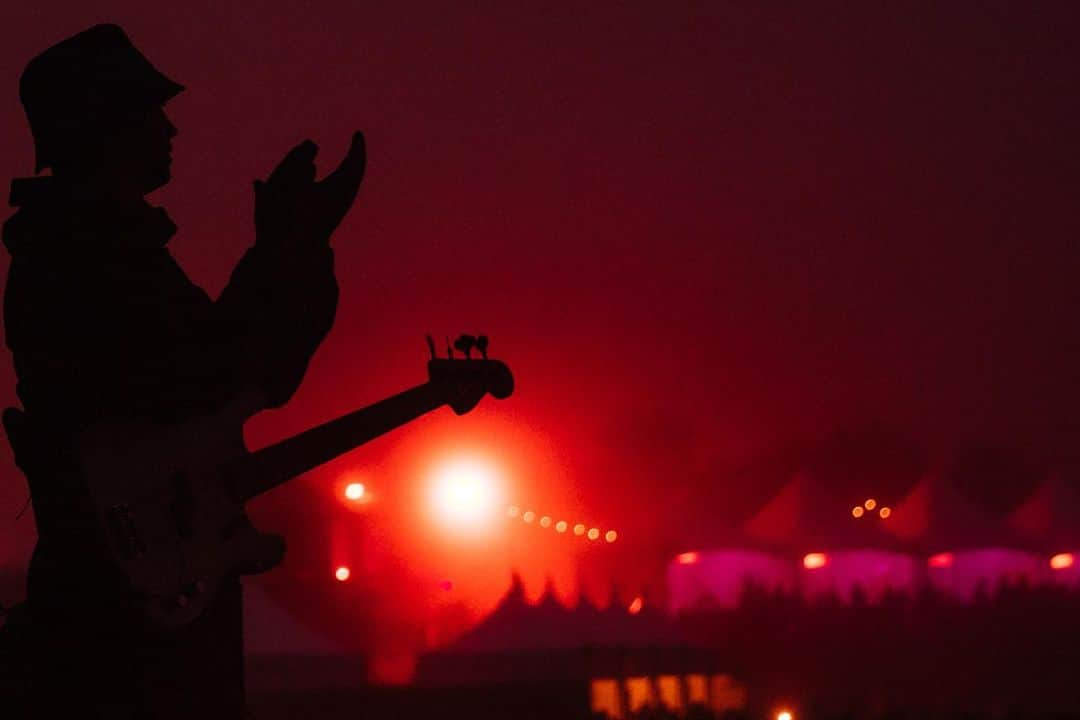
(1, 24, 364, 718)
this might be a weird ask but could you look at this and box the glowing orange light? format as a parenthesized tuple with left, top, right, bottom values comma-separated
(523, 511, 536, 523)
(587, 528, 600, 540)
(555, 520, 568, 533)
(777, 711, 794, 720)
(573, 523, 586, 536)
(334, 566, 351, 582)
(605, 530, 618, 543)
(540, 516, 552, 528)
(879, 506, 891, 519)
(1050, 553, 1075, 570)
(852, 506, 864, 518)
(928, 552, 954, 568)
(628, 596, 643, 615)
(864, 498, 877, 511)
(344, 482, 366, 501)
(677, 552, 700, 564)
(507, 506, 520, 518)
(803, 552, 827, 569)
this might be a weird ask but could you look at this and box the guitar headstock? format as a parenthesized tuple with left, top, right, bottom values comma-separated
(427, 334, 514, 415)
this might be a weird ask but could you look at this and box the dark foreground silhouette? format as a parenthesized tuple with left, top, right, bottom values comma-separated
(0, 24, 364, 718)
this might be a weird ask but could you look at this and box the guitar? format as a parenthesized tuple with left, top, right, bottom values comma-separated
(15, 339, 512, 628)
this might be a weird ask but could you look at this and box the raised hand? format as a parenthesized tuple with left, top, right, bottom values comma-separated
(255, 131, 366, 249)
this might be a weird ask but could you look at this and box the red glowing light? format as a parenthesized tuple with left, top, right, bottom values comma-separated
(555, 520, 568, 533)
(777, 711, 794, 720)
(1050, 553, 1075, 570)
(439, 579, 454, 591)
(879, 506, 891, 519)
(864, 498, 877, 511)
(677, 552, 700, 564)
(803, 552, 827, 569)
(344, 482, 366, 501)
(928, 552, 954, 569)
(605, 530, 618, 543)
(573, 523, 586, 536)
(852, 506, 864, 518)
(628, 596, 643, 615)
(540, 516, 552, 528)
(587, 528, 600, 540)
(334, 566, 351, 582)
(523, 511, 536, 523)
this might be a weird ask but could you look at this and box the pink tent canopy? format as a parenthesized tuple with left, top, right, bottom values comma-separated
(743, 471, 910, 554)
(883, 472, 1016, 552)
(885, 473, 1041, 600)
(1008, 475, 1080, 586)
(741, 471, 915, 603)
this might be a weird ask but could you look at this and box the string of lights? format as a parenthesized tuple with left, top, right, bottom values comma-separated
(506, 505, 618, 543)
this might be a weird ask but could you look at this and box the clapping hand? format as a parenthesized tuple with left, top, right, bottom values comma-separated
(255, 131, 366, 249)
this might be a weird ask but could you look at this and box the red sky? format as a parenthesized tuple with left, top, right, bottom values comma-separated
(2, 2, 1079, 660)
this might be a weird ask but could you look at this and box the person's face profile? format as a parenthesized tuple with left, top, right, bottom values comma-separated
(98, 103, 177, 194)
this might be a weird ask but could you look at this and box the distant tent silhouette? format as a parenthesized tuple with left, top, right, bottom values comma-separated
(1008, 473, 1080, 551)
(883, 471, 1017, 551)
(743, 470, 906, 552)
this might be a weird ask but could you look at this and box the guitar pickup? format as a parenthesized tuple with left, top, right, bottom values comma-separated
(107, 504, 146, 559)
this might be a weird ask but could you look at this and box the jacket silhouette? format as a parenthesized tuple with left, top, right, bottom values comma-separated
(1, 24, 364, 719)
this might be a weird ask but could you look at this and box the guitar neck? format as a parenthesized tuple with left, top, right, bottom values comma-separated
(230, 383, 446, 502)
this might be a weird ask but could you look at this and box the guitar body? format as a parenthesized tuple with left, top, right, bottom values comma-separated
(62, 349, 513, 629)
(75, 400, 282, 629)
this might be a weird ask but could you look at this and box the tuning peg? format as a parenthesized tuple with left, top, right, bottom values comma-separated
(426, 335, 437, 360)
(476, 335, 489, 360)
(454, 334, 477, 359)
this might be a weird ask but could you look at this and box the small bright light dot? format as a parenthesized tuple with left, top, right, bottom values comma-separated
(777, 711, 794, 720)
(879, 506, 891, 519)
(344, 482, 366, 501)
(555, 520, 568, 533)
(605, 530, 617, 543)
(1051, 553, 1075, 570)
(628, 596, 643, 615)
(864, 498, 877, 511)
(540, 516, 552, 528)
(677, 552, 700, 564)
(852, 506, 864, 518)
(573, 524, 586, 536)
(928, 552, 954, 569)
(334, 566, 351, 582)
(508, 506, 520, 518)
(587, 528, 600, 540)
(523, 511, 536, 523)
(803, 552, 827, 569)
